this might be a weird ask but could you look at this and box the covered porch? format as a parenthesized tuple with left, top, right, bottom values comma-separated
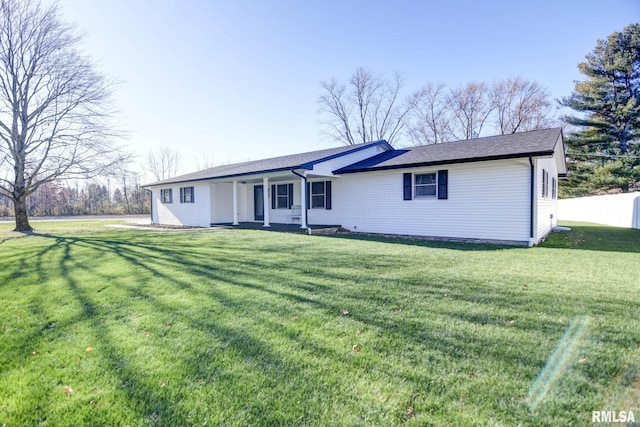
(209, 169, 335, 230)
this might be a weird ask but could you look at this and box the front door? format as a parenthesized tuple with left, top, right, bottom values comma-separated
(254, 185, 264, 221)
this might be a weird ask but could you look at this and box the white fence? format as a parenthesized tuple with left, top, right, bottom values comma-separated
(558, 192, 640, 229)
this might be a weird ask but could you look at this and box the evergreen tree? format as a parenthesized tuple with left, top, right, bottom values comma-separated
(561, 23, 640, 194)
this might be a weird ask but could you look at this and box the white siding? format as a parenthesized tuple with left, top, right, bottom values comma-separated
(211, 182, 233, 223)
(150, 183, 211, 227)
(310, 159, 532, 243)
(310, 144, 387, 176)
(237, 183, 249, 222)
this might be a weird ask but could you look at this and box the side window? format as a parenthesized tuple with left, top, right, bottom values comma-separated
(404, 171, 448, 200)
(306, 181, 332, 210)
(311, 182, 326, 209)
(161, 189, 173, 204)
(180, 186, 194, 203)
(541, 169, 548, 198)
(414, 173, 436, 197)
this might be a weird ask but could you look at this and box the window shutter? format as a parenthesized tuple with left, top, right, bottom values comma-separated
(191, 187, 195, 203)
(271, 185, 276, 209)
(180, 188, 184, 203)
(288, 183, 294, 208)
(403, 173, 412, 200)
(437, 170, 448, 200)
(306, 182, 310, 209)
(325, 181, 332, 210)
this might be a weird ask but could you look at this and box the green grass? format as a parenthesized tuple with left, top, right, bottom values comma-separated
(0, 219, 638, 426)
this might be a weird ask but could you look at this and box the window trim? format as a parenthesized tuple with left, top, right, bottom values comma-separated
(414, 173, 437, 198)
(161, 188, 173, 204)
(275, 184, 291, 209)
(306, 180, 332, 210)
(311, 181, 326, 209)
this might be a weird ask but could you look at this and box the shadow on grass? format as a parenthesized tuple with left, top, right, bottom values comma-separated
(312, 232, 521, 251)
(5, 229, 637, 424)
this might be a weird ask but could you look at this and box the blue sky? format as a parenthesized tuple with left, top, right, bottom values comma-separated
(56, 0, 638, 177)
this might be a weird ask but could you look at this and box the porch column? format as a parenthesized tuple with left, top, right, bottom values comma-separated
(232, 181, 239, 225)
(300, 177, 307, 229)
(262, 177, 270, 227)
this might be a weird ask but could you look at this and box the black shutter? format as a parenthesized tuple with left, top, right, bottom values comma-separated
(179, 187, 184, 203)
(271, 185, 276, 209)
(403, 173, 412, 200)
(306, 182, 310, 209)
(191, 187, 195, 203)
(325, 181, 332, 210)
(288, 183, 294, 208)
(437, 170, 448, 200)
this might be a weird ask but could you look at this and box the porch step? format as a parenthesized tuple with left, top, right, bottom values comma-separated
(307, 227, 340, 235)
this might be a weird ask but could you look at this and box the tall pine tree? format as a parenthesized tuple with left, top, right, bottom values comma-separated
(561, 23, 640, 195)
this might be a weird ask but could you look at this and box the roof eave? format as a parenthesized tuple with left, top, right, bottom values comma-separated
(142, 166, 296, 188)
(336, 151, 557, 174)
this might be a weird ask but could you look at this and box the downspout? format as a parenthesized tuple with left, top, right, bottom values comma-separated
(528, 157, 535, 246)
(291, 168, 309, 232)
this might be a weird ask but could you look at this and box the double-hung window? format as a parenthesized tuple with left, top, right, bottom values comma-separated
(161, 189, 173, 204)
(414, 173, 437, 197)
(271, 184, 294, 209)
(277, 184, 290, 209)
(403, 170, 447, 200)
(305, 181, 332, 210)
(311, 182, 326, 208)
(180, 186, 194, 203)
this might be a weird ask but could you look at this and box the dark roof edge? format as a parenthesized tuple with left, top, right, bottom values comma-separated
(334, 151, 556, 174)
(142, 166, 294, 188)
(299, 140, 392, 169)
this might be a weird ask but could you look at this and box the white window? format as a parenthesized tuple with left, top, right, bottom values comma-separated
(276, 184, 289, 209)
(311, 182, 325, 209)
(180, 186, 194, 203)
(161, 189, 173, 204)
(414, 173, 437, 197)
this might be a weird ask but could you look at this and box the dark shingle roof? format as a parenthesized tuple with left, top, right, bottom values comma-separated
(145, 128, 565, 186)
(334, 128, 564, 174)
(145, 140, 391, 186)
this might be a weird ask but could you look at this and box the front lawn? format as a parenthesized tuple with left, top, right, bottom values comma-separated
(0, 220, 638, 426)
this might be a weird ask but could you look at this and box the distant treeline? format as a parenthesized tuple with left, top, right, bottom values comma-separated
(0, 180, 150, 217)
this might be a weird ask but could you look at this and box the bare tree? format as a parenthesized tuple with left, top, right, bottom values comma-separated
(195, 152, 216, 171)
(492, 77, 554, 134)
(318, 67, 421, 146)
(408, 82, 454, 145)
(145, 146, 181, 181)
(448, 82, 496, 140)
(0, 0, 126, 231)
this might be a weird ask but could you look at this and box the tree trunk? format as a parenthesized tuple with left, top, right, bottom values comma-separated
(13, 196, 33, 232)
